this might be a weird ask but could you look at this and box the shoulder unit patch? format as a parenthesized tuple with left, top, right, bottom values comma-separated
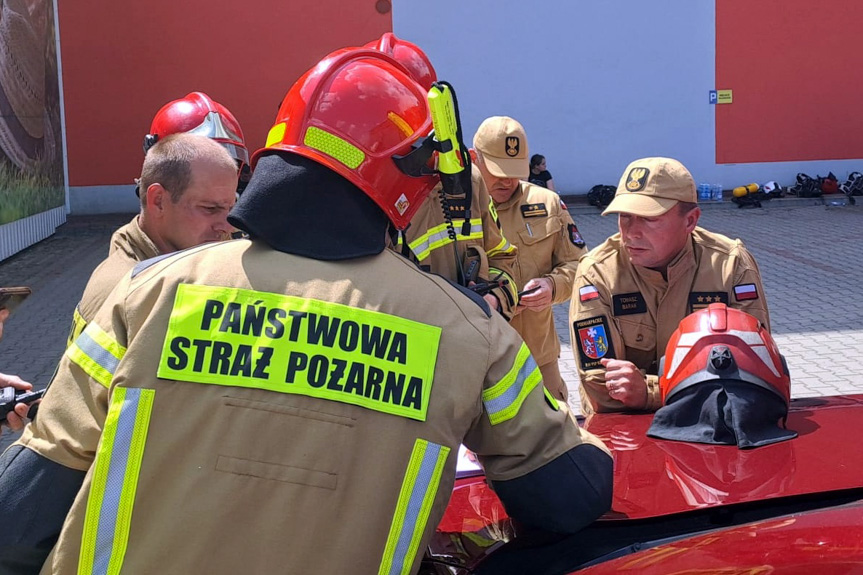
(567, 223, 585, 248)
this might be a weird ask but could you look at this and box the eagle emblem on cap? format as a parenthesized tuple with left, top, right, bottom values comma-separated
(506, 137, 520, 157)
(626, 167, 649, 191)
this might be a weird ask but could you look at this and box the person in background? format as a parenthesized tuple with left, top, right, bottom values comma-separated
(528, 153, 555, 191)
(570, 157, 770, 414)
(474, 117, 588, 402)
(368, 33, 520, 317)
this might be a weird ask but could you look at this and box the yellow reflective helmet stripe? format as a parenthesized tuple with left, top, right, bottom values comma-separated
(482, 343, 541, 425)
(66, 323, 127, 389)
(379, 439, 450, 575)
(158, 285, 440, 421)
(265, 122, 287, 148)
(304, 126, 365, 169)
(408, 218, 483, 261)
(78, 387, 154, 575)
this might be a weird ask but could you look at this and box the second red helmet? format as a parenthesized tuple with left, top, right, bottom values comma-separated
(659, 303, 790, 406)
(144, 92, 250, 192)
(365, 32, 438, 90)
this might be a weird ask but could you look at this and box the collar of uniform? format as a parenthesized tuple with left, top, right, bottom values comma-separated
(228, 152, 390, 261)
(665, 233, 696, 283)
(112, 215, 161, 260)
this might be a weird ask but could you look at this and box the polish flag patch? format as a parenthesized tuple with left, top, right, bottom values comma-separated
(734, 283, 759, 301)
(579, 285, 600, 302)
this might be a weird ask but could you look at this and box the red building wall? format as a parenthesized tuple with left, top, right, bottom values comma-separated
(58, 0, 392, 186)
(716, 0, 863, 163)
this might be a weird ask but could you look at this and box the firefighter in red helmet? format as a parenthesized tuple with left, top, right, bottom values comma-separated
(2, 48, 611, 574)
(62, 93, 246, 347)
(648, 303, 796, 448)
(143, 91, 251, 194)
(366, 33, 520, 319)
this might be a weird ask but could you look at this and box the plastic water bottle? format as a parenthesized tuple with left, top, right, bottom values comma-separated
(711, 183, 723, 202)
(698, 183, 711, 202)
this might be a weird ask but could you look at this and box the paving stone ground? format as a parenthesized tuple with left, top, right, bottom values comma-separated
(1, 200, 861, 450)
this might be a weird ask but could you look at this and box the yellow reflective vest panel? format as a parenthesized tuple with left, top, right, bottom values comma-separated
(393, 165, 519, 318)
(20, 240, 590, 575)
(494, 182, 587, 367)
(569, 227, 771, 414)
(65, 216, 160, 347)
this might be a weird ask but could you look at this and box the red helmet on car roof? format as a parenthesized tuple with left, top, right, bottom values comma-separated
(254, 48, 439, 230)
(144, 92, 250, 192)
(365, 32, 437, 90)
(660, 303, 790, 405)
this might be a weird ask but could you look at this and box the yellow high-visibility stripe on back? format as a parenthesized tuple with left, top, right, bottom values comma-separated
(66, 323, 127, 388)
(482, 343, 541, 425)
(379, 439, 450, 575)
(78, 387, 154, 575)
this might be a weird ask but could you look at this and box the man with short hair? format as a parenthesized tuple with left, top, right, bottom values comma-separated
(66, 133, 239, 344)
(570, 157, 770, 414)
(474, 116, 588, 402)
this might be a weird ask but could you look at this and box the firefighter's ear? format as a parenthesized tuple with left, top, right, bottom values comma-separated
(144, 183, 167, 212)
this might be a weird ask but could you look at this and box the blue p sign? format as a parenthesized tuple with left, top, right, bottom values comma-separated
(709, 90, 718, 104)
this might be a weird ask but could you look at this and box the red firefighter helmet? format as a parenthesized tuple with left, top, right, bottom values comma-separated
(660, 303, 790, 405)
(254, 48, 438, 230)
(365, 32, 437, 90)
(144, 92, 251, 191)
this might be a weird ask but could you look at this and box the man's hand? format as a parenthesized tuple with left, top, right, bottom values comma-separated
(1, 372, 34, 433)
(517, 277, 553, 311)
(482, 293, 501, 312)
(600, 358, 648, 409)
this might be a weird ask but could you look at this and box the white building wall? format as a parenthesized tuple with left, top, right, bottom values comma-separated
(394, 1, 860, 194)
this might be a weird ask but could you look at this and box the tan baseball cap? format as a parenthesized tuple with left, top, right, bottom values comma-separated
(602, 157, 697, 216)
(473, 116, 530, 179)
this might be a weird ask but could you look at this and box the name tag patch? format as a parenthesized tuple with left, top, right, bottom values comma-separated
(612, 292, 647, 316)
(574, 315, 615, 370)
(158, 284, 441, 421)
(521, 203, 548, 218)
(689, 291, 729, 313)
